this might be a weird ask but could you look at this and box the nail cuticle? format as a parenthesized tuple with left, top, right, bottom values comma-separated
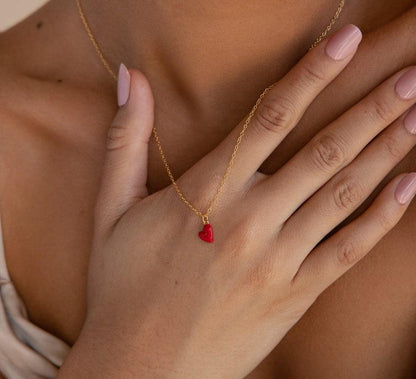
(395, 173, 416, 205)
(395, 67, 416, 100)
(325, 24, 362, 61)
(404, 106, 416, 134)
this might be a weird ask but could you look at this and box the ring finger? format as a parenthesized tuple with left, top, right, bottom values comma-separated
(278, 105, 416, 268)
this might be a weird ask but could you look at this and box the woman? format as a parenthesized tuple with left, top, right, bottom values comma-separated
(0, 0, 415, 377)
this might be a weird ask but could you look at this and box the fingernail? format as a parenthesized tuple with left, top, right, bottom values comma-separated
(117, 63, 131, 107)
(395, 172, 416, 205)
(404, 106, 416, 134)
(325, 24, 362, 61)
(396, 67, 416, 100)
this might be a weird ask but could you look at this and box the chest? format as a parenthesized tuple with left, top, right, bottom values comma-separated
(1, 2, 416, 377)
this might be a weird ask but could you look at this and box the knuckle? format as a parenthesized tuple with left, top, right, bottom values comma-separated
(332, 175, 365, 211)
(245, 254, 277, 289)
(261, 287, 310, 322)
(221, 218, 256, 261)
(106, 123, 130, 151)
(296, 61, 327, 88)
(254, 96, 297, 135)
(336, 238, 360, 266)
(369, 96, 397, 124)
(379, 134, 403, 160)
(309, 133, 345, 173)
(192, 171, 223, 206)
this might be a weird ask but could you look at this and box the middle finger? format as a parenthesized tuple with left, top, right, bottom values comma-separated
(257, 66, 416, 223)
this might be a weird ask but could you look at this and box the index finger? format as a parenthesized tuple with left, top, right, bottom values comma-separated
(206, 24, 363, 186)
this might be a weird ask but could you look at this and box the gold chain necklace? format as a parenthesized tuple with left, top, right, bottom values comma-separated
(75, 0, 345, 243)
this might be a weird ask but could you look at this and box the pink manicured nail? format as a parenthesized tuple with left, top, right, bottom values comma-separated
(117, 63, 131, 107)
(325, 24, 362, 61)
(404, 106, 416, 134)
(395, 173, 416, 205)
(396, 67, 416, 100)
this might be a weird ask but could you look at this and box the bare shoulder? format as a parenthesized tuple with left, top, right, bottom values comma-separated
(0, 36, 27, 197)
(0, 39, 48, 197)
(0, 20, 103, 223)
(0, 19, 113, 344)
(0, 5, 117, 224)
(0, 16, 114, 187)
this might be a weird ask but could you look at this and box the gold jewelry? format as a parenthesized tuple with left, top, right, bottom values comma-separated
(75, 0, 345, 243)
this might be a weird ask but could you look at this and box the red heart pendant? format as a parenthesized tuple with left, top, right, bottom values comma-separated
(198, 223, 214, 243)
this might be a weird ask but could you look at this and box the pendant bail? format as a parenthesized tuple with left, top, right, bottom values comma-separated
(201, 215, 209, 225)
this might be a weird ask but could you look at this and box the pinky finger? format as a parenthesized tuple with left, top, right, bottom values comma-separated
(292, 172, 416, 294)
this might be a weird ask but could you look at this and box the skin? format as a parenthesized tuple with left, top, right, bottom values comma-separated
(0, 0, 415, 377)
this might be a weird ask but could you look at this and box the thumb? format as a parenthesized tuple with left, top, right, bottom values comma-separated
(95, 63, 154, 233)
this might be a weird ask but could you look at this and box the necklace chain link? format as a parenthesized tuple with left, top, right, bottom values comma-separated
(75, 0, 345, 225)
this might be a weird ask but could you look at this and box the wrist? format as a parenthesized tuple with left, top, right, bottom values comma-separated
(58, 312, 190, 379)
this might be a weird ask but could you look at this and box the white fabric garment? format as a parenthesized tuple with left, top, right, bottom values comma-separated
(0, 214, 70, 378)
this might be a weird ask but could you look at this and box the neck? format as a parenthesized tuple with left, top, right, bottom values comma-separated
(75, 0, 340, 113)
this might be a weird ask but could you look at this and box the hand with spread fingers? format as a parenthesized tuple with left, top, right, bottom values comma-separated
(58, 24, 416, 379)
